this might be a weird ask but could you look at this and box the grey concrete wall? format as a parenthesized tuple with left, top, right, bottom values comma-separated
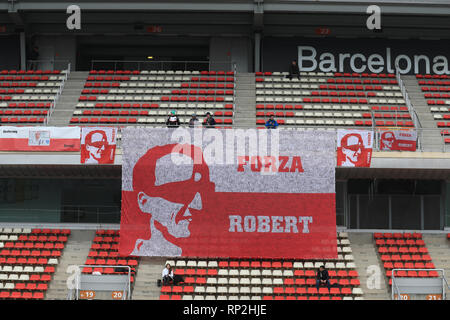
(34, 35, 76, 70)
(209, 36, 253, 72)
(0, 35, 20, 69)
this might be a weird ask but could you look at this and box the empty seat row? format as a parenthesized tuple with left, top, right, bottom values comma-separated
(1, 70, 62, 75)
(416, 74, 450, 79)
(89, 70, 233, 76)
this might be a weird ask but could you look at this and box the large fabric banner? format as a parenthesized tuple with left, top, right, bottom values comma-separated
(81, 127, 117, 164)
(119, 128, 337, 259)
(379, 128, 417, 151)
(337, 129, 373, 167)
(0, 126, 80, 151)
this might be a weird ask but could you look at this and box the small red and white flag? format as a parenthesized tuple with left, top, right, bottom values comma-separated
(379, 128, 417, 151)
(0, 126, 80, 151)
(337, 129, 373, 167)
(81, 127, 117, 164)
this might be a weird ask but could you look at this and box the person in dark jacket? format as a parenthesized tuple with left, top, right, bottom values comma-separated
(29, 46, 40, 70)
(265, 115, 279, 129)
(166, 110, 180, 128)
(288, 60, 301, 80)
(316, 265, 331, 290)
(162, 263, 184, 286)
(202, 112, 216, 128)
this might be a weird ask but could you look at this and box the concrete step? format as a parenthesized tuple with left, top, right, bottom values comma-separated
(422, 235, 450, 298)
(132, 257, 167, 300)
(400, 74, 442, 152)
(233, 75, 256, 127)
(48, 72, 87, 126)
(348, 233, 390, 300)
(45, 230, 95, 300)
(236, 85, 255, 90)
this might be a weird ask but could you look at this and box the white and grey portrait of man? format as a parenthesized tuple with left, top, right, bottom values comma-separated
(130, 144, 215, 256)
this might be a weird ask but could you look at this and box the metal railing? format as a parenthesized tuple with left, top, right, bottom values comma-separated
(395, 63, 422, 130)
(113, 126, 450, 152)
(90, 60, 234, 72)
(0, 206, 121, 224)
(22, 60, 71, 126)
(26, 59, 71, 72)
(391, 268, 448, 300)
(73, 265, 131, 300)
(45, 63, 71, 125)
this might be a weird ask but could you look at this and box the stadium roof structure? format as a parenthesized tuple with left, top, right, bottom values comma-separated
(1, 0, 450, 38)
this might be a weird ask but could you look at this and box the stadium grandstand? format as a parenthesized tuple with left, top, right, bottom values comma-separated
(0, 0, 448, 303)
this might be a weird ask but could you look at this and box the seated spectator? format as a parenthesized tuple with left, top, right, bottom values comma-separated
(188, 113, 200, 128)
(166, 110, 180, 128)
(265, 115, 279, 129)
(162, 263, 183, 285)
(202, 112, 216, 128)
(316, 265, 331, 291)
(287, 60, 301, 80)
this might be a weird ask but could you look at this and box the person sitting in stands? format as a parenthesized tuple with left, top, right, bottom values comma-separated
(162, 263, 184, 285)
(316, 265, 331, 291)
(202, 112, 216, 128)
(166, 110, 180, 128)
(288, 60, 301, 80)
(265, 115, 279, 129)
(188, 113, 200, 128)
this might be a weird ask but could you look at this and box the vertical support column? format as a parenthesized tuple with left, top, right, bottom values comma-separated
(356, 194, 360, 229)
(388, 196, 392, 229)
(441, 180, 447, 230)
(20, 32, 26, 70)
(254, 32, 261, 73)
(420, 195, 424, 230)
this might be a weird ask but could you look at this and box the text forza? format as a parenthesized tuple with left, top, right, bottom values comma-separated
(237, 155, 304, 173)
(298, 46, 450, 75)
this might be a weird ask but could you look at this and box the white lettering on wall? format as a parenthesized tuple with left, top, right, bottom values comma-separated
(297, 46, 450, 75)
(66, 5, 81, 30)
(366, 5, 381, 30)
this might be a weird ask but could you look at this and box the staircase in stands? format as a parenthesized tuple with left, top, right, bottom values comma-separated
(132, 257, 168, 300)
(45, 230, 95, 299)
(47, 72, 88, 126)
(400, 75, 444, 152)
(233, 73, 256, 128)
(423, 234, 450, 297)
(348, 233, 390, 300)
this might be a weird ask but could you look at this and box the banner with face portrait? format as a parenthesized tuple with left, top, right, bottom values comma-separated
(337, 129, 373, 167)
(119, 128, 337, 259)
(81, 127, 117, 164)
(378, 128, 417, 151)
(0, 126, 80, 151)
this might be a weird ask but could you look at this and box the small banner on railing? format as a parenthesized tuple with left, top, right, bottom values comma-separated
(81, 127, 117, 164)
(337, 129, 373, 167)
(0, 126, 80, 151)
(379, 128, 417, 151)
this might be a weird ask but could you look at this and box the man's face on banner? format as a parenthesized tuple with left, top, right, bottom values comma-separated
(138, 154, 203, 238)
(134, 145, 214, 242)
(381, 132, 395, 150)
(341, 134, 364, 164)
(86, 131, 107, 160)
